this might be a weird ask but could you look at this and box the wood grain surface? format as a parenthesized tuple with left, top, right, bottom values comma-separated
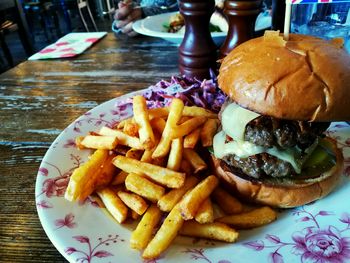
(0, 33, 179, 262)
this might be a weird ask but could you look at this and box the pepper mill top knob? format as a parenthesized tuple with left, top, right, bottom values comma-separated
(178, 0, 218, 80)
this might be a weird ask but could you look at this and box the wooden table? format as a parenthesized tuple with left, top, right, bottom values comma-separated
(0, 33, 179, 262)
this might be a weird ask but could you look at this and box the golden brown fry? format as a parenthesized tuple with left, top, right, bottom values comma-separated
(217, 206, 278, 229)
(184, 127, 201, 149)
(96, 187, 128, 224)
(98, 126, 143, 150)
(157, 176, 199, 212)
(179, 221, 239, 243)
(125, 148, 144, 160)
(180, 159, 193, 175)
(140, 149, 153, 163)
(172, 116, 207, 138)
(94, 153, 117, 189)
(78, 135, 118, 150)
(179, 175, 219, 220)
(152, 98, 184, 158)
(113, 155, 185, 188)
(142, 204, 184, 259)
(167, 138, 183, 171)
(212, 187, 243, 215)
(131, 210, 140, 220)
(123, 121, 139, 137)
(183, 148, 207, 173)
(117, 117, 132, 129)
(133, 95, 155, 149)
(65, 149, 109, 201)
(150, 117, 166, 134)
(111, 170, 128, 185)
(130, 205, 162, 250)
(125, 173, 165, 203)
(200, 118, 219, 147)
(194, 198, 214, 224)
(148, 106, 217, 119)
(118, 190, 149, 215)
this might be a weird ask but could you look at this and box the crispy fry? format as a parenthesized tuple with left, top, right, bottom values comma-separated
(152, 98, 184, 158)
(212, 187, 243, 215)
(184, 127, 201, 149)
(117, 117, 132, 129)
(140, 149, 153, 163)
(200, 119, 219, 147)
(118, 190, 149, 215)
(131, 210, 140, 220)
(98, 126, 143, 150)
(96, 187, 128, 224)
(79, 135, 118, 150)
(179, 221, 239, 243)
(111, 170, 128, 185)
(183, 148, 207, 173)
(172, 116, 207, 138)
(125, 173, 165, 203)
(125, 148, 144, 160)
(150, 117, 166, 134)
(217, 206, 278, 229)
(130, 205, 162, 250)
(148, 106, 217, 119)
(194, 198, 214, 224)
(157, 176, 199, 212)
(65, 149, 109, 201)
(142, 204, 184, 259)
(94, 153, 117, 189)
(179, 175, 219, 220)
(133, 95, 155, 149)
(113, 155, 185, 188)
(123, 121, 139, 137)
(180, 159, 193, 175)
(167, 138, 183, 171)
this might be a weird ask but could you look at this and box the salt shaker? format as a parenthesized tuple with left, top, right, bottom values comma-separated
(178, 0, 217, 80)
(220, 0, 262, 57)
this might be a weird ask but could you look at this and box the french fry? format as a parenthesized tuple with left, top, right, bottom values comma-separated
(65, 149, 109, 201)
(180, 159, 193, 175)
(94, 153, 117, 189)
(148, 106, 217, 119)
(125, 173, 165, 203)
(216, 206, 278, 229)
(98, 126, 143, 150)
(140, 149, 153, 163)
(130, 205, 162, 250)
(117, 117, 132, 129)
(167, 138, 183, 171)
(194, 198, 214, 224)
(150, 117, 166, 134)
(212, 187, 243, 215)
(183, 148, 207, 173)
(200, 119, 219, 147)
(133, 95, 155, 149)
(152, 98, 184, 158)
(77, 135, 118, 150)
(131, 210, 140, 220)
(125, 148, 144, 160)
(172, 116, 207, 138)
(75, 136, 85, 150)
(179, 175, 219, 220)
(157, 176, 199, 212)
(111, 170, 128, 185)
(184, 127, 201, 149)
(97, 187, 128, 224)
(123, 121, 139, 137)
(179, 221, 239, 243)
(118, 190, 149, 215)
(142, 204, 184, 259)
(113, 155, 185, 188)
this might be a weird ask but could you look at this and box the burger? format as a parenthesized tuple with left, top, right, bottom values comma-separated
(211, 32, 350, 208)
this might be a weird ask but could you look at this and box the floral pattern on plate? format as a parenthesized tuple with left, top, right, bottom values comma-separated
(35, 89, 350, 263)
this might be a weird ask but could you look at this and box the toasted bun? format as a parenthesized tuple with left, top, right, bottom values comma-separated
(211, 138, 344, 208)
(218, 32, 350, 121)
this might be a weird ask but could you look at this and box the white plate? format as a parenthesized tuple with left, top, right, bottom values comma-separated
(36, 88, 350, 263)
(132, 11, 271, 46)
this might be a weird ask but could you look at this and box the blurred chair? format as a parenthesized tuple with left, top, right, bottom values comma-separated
(77, 0, 98, 31)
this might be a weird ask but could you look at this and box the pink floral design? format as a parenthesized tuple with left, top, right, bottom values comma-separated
(39, 48, 56, 54)
(36, 200, 53, 209)
(55, 213, 77, 230)
(73, 112, 119, 134)
(182, 248, 232, 263)
(85, 38, 99, 43)
(55, 41, 69, 46)
(244, 207, 350, 263)
(60, 53, 78, 58)
(65, 234, 124, 263)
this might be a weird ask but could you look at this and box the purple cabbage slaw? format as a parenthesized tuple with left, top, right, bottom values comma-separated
(115, 73, 226, 113)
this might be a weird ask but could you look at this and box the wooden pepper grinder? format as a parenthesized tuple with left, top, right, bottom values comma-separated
(220, 0, 262, 57)
(178, 0, 217, 80)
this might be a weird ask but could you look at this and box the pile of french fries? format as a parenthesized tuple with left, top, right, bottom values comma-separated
(64, 96, 278, 259)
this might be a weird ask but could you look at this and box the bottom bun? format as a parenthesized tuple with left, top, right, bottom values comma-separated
(211, 138, 344, 208)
